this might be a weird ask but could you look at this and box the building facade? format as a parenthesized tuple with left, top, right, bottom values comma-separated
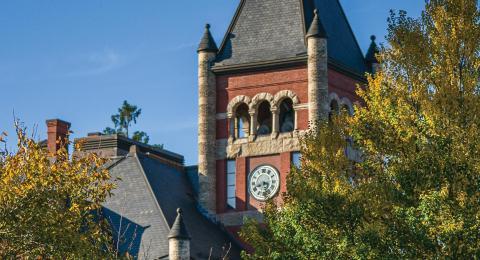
(197, 0, 379, 238)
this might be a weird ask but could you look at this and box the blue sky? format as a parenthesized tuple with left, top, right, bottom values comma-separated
(0, 1, 423, 164)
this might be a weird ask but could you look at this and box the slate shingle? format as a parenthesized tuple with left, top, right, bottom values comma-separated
(215, 0, 368, 75)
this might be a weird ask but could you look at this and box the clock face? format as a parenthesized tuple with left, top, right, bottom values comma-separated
(248, 165, 280, 201)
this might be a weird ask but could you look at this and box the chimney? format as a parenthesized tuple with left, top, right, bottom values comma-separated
(46, 119, 71, 154)
(168, 208, 191, 260)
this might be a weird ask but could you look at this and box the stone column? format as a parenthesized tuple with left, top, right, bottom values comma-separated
(307, 10, 329, 125)
(228, 115, 235, 141)
(249, 110, 257, 138)
(271, 107, 279, 138)
(198, 24, 218, 214)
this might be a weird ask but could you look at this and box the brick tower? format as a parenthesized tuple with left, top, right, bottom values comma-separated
(197, 0, 377, 235)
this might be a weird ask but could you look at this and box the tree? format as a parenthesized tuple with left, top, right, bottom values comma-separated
(132, 130, 150, 144)
(0, 122, 117, 258)
(104, 100, 144, 139)
(241, 0, 480, 258)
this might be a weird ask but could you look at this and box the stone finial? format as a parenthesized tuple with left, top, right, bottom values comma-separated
(365, 35, 380, 64)
(168, 208, 191, 240)
(306, 9, 327, 39)
(198, 23, 218, 53)
(168, 208, 191, 260)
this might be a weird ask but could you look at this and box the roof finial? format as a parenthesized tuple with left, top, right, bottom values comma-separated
(366, 35, 380, 69)
(198, 23, 218, 53)
(168, 207, 191, 240)
(307, 9, 327, 38)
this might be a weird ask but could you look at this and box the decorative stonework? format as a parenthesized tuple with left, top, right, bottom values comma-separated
(216, 131, 304, 159)
(273, 90, 300, 107)
(226, 95, 251, 117)
(249, 92, 274, 111)
(329, 92, 354, 116)
(340, 97, 354, 115)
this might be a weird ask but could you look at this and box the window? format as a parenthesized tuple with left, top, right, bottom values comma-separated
(235, 103, 250, 138)
(227, 160, 236, 208)
(257, 101, 272, 135)
(329, 100, 339, 121)
(292, 152, 302, 168)
(279, 98, 295, 133)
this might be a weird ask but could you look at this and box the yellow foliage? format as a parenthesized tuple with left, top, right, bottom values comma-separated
(0, 123, 117, 258)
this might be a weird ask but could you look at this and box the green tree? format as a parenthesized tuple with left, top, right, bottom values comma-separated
(241, 0, 480, 258)
(132, 130, 150, 144)
(0, 123, 117, 258)
(104, 100, 143, 138)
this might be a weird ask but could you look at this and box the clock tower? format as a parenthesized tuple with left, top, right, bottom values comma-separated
(197, 0, 378, 237)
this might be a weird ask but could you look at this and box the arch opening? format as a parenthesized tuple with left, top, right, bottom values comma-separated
(279, 98, 295, 133)
(235, 103, 250, 138)
(257, 101, 272, 135)
(329, 99, 340, 121)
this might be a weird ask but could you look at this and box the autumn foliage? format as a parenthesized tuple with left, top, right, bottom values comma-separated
(0, 124, 116, 258)
(241, 0, 480, 258)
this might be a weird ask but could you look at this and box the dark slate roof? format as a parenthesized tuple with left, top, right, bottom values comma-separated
(102, 156, 170, 259)
(198, 24, 219, 53)
(103, 154, 241, 260)
(310, 0, 367, 74)
(215, 0, 307, 66)
(214, 0, 367, 75)
(138, 154, 241, 259)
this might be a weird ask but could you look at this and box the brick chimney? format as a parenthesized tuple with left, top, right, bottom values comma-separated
(46, 119, 71, 154)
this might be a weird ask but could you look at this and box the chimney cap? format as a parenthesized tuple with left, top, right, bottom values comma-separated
(46, 119, 71, 128)
(88, 132, 103, 137)
(168, 208, 191, 240)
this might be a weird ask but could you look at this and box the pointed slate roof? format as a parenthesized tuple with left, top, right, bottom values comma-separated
(215, 0, 307, 67)
(168, 208, 191, 240)
(306, 9, 327, 38)
(365, 35, 379, 64)
(198, 24, 218, 53)
(214, 0, 367, 76)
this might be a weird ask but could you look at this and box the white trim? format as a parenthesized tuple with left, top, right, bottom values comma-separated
(293, 103, 309, 110)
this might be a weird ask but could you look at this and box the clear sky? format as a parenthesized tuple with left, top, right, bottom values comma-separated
(0, 0, 423, 164)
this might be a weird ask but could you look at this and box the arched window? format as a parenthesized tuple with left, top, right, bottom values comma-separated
(279, 99, 295, 133)
(329, 99, 339, 121)
(235, 103, 250, 138)
(257, 101, 272, 135)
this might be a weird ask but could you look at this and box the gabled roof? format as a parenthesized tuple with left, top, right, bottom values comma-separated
(215, 0, 307, 67)
(213, 0, 367, 76)
(103, 153, 241, 259)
